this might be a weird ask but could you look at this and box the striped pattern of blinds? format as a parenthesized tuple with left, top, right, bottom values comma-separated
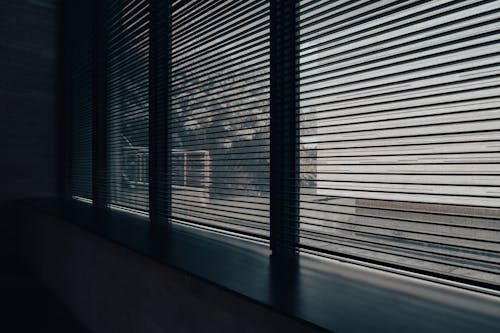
(106, 0, 150, 213)
(170, 0, 271, 238)
(69, 0, 93, 202)
(297, 0, 500, 286)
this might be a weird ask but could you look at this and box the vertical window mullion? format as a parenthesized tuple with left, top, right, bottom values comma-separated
(149, 0, 171, 224)
(270, 0, 298, 256)
(60, 0, 71, 202)
(92, 0, 109, 212)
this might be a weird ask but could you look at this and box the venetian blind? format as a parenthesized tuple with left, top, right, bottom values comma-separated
(297, 0, 500, 286)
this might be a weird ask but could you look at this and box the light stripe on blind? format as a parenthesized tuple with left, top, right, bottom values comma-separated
(170, 0, 271, 238)
(106, 0, 150, 213)
(297, 0, 500, 286)
(69, 0, 93, 202)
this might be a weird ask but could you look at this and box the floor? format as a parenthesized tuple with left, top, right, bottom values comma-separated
(0, 258, 87, 332)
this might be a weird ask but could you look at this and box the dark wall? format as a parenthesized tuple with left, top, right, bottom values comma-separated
(0, 0, 58, 203)
(0, 0, 58, 256)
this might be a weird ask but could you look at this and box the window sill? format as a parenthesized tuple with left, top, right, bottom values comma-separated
(25, 198, 500, 333)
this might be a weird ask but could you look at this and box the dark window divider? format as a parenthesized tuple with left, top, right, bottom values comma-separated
(92, 0, 108, 212)
(269, 0, 299, 257)
(149, 0, 171, 225)
(59, 0, 71, 202)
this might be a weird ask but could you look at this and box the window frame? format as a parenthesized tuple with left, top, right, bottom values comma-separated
(62, 2, 500, 331)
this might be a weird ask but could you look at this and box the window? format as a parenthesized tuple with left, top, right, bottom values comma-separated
(66, 0, 500, 291)
(68, 0, 93, 202)
(106, 0, 150, 213)
(297, 0, 500, 286)
(169, 0, 271, 238)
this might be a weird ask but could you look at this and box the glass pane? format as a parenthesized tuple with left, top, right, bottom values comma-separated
(297, 0, 500, 286)
(107, 0, 150, 213)
(170, 0, 271, 238)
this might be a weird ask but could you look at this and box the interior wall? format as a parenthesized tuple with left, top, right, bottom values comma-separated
(0, 0, 58, 203)
(0, 0, 58, 256)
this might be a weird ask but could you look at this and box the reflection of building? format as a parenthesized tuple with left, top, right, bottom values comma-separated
(172, 149, 210, 190)
(122, 145, 148, 188)
(171, 149, 210, 206)
(120, 147, 210, 194)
